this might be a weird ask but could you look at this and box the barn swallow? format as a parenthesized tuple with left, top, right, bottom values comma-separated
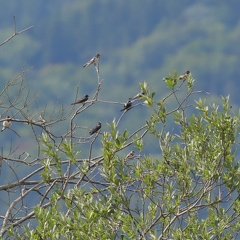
(71, 95, 89, 105)
(125, 150, 135, 160)
(120, 100, 132, 111)
(1, 116, 12, 132)
(83, 54, 100, 68)
(89, 121, 101, 135)
(178, 70, 190, 80)
(129, 92, 145, 101)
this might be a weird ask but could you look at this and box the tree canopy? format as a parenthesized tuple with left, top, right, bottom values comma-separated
(0, 6, 240, 239)
(0, 50, 239, 238)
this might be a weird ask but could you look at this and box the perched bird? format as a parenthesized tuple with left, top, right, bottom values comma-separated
(125, 150, 135, 161)
(89, 121, 101, 135)
(178, 70, 190, 80)
(83, 54, 100, 68)
(71, 95, 89, 105)
(1, 116, 12, 132)
(120, 100, 132, 112)
(129, 92, 145, 101)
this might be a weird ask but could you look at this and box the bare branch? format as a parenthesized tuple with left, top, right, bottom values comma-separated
(0, 15, 33, 47)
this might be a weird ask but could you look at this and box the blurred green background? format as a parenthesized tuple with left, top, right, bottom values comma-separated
(0, 0, 240, 153)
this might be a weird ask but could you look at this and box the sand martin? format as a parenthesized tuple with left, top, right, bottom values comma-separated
(83, 54, 100, 68)
(125, 150, 135, 160)
(1, 116, 12, 132)
(178, 70, 190, 80)
(120, 100, 132, 111)
(89, 121, 101, 135)
(71, 95, 89, 105)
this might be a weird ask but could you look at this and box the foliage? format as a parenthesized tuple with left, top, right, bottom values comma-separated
(1, 58, 239, 239)
(0, 11, 240, 240)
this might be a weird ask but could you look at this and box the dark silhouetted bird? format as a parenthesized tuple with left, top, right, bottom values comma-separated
(178, 70, 190, 80)
(125, 150, 135, 160)
(83, 54, 100, 67)
(71, 95, 89, 105)
(1, 116, 11, 132)
(129, 92, 145, 101)
(120, 100, 132, 111)
(89, 121, 101, 135)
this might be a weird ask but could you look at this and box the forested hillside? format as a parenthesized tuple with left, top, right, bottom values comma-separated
(0, 0, 240, 148)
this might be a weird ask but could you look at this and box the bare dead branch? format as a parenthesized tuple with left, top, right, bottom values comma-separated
(0, 15, 33, 47)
